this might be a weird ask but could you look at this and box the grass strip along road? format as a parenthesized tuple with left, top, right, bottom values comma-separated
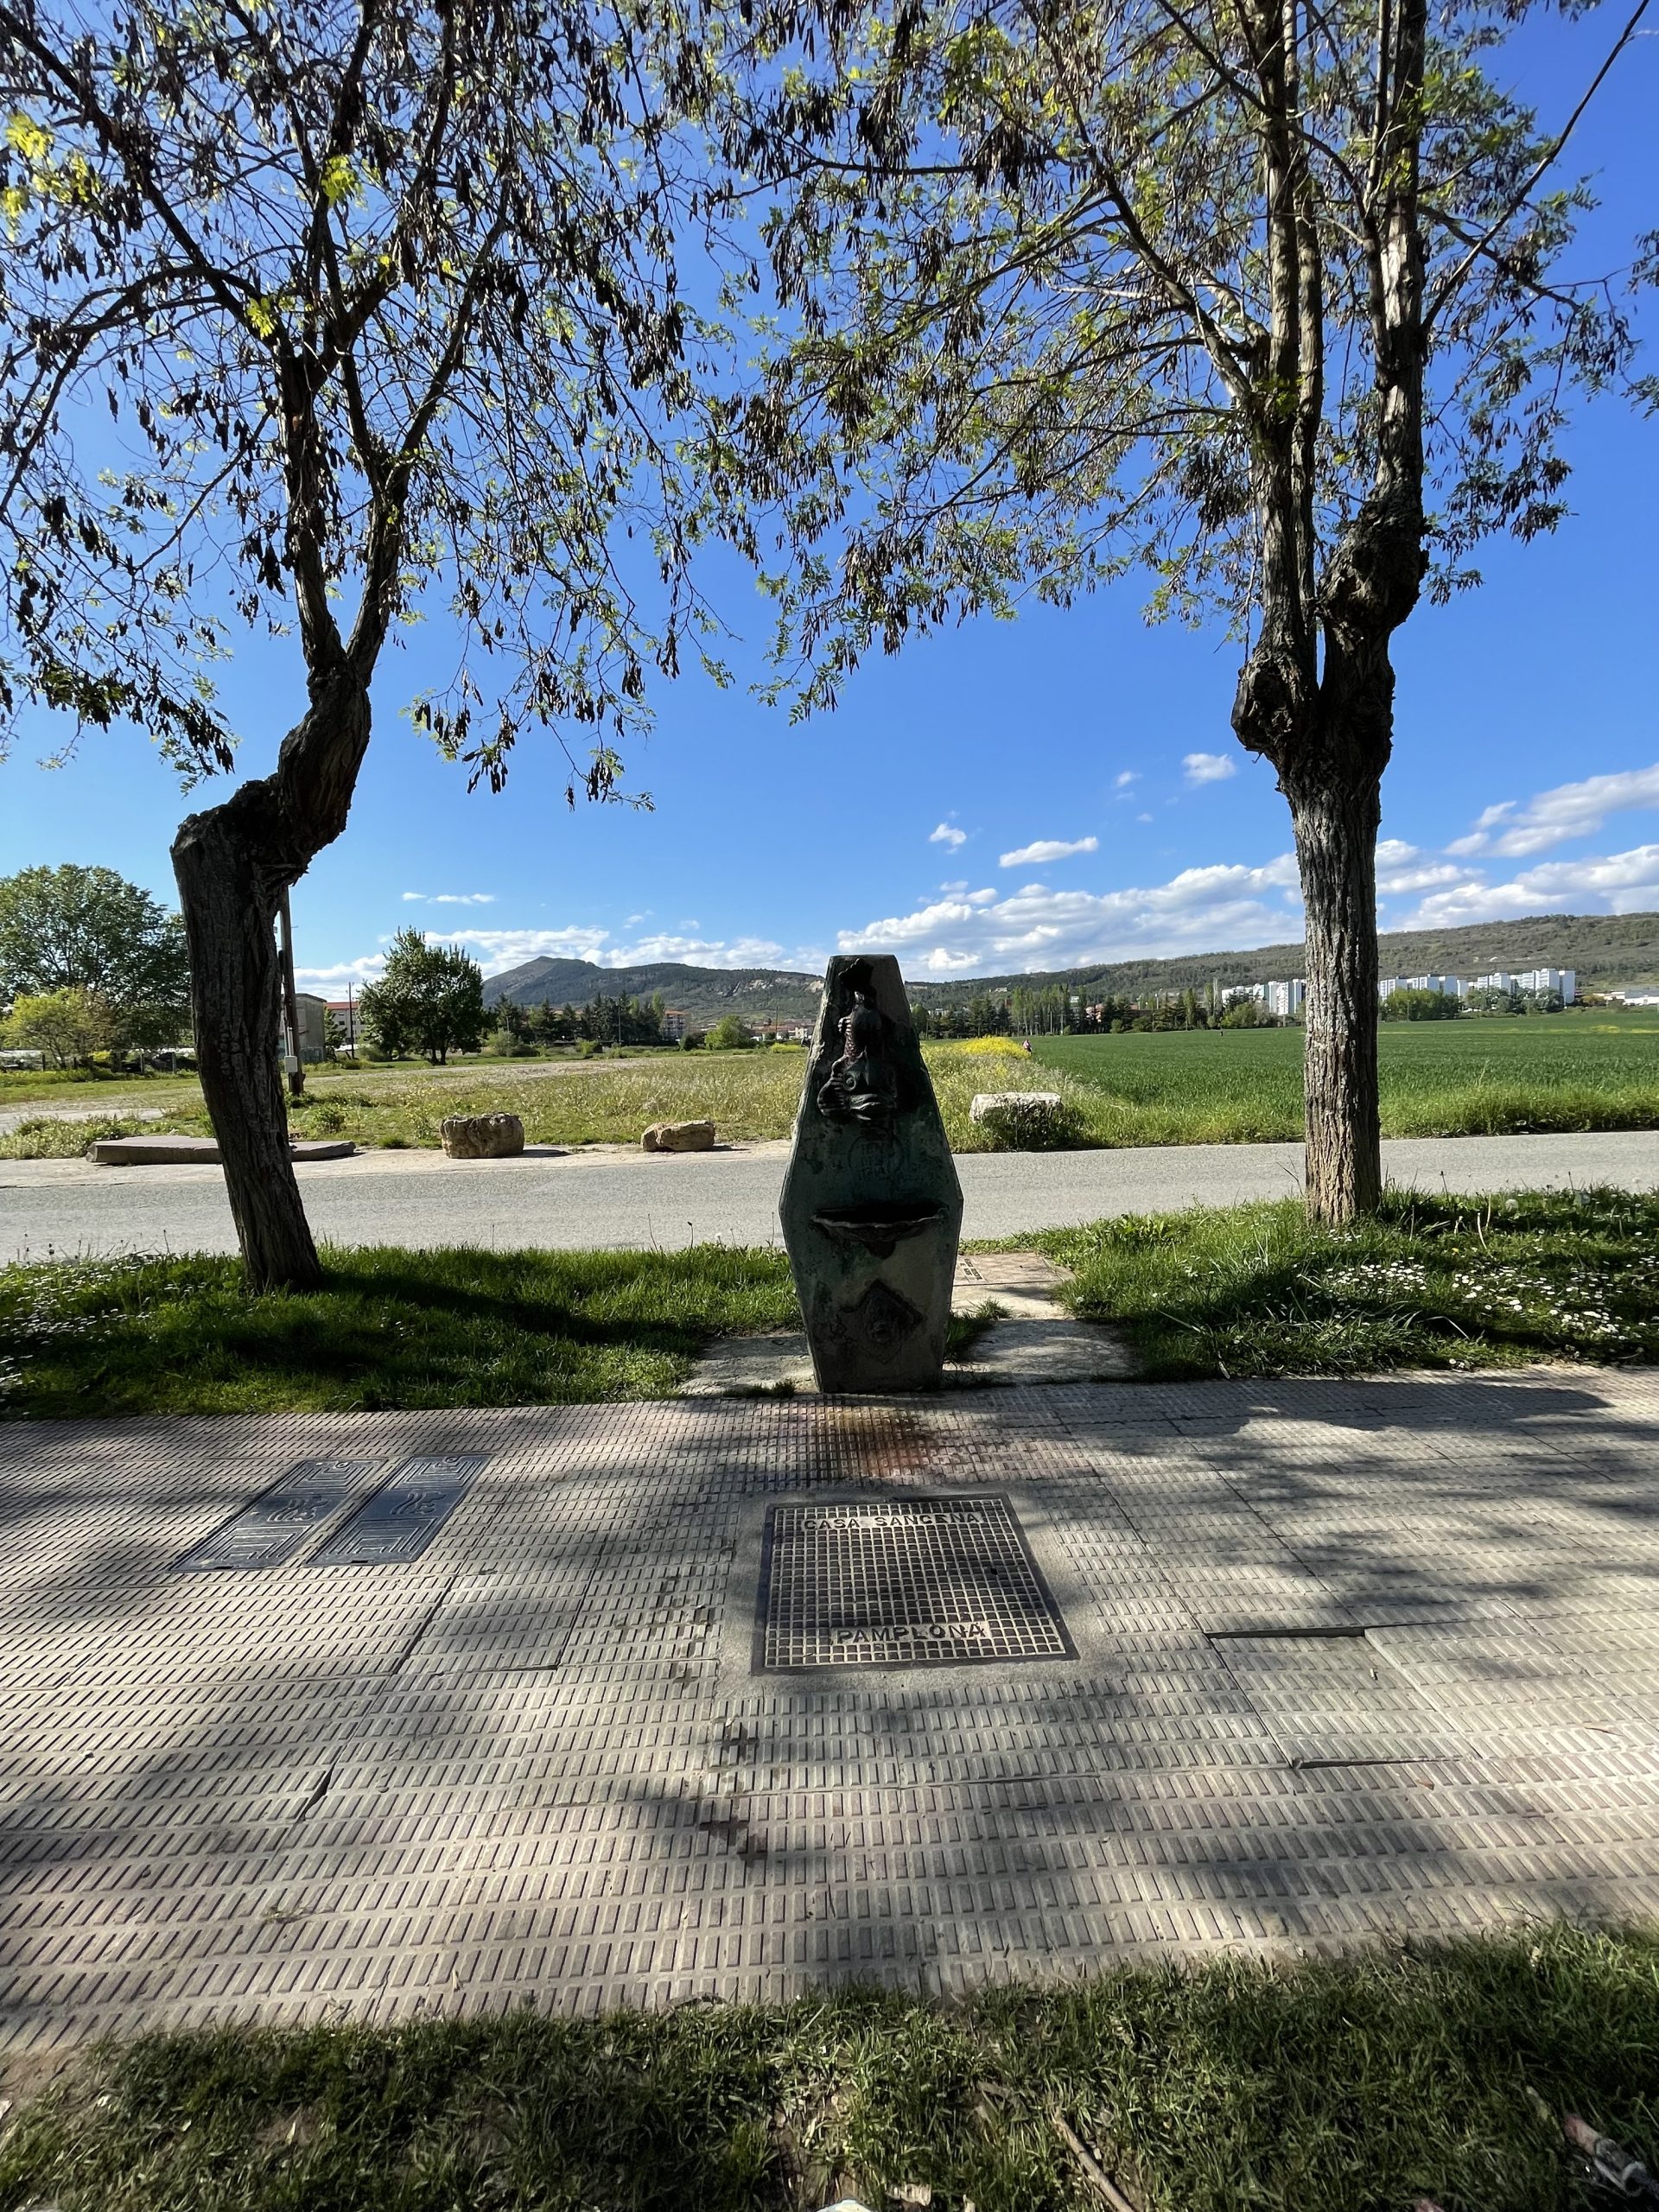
(3, 1188, 1655, 1417)
(4, 1013, 1658, 1157)
(2, 1926, 1656, 2212)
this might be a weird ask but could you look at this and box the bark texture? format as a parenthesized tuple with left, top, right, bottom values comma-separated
(172, 670, 371, 1293)
(1287, 770, 1383, 1221)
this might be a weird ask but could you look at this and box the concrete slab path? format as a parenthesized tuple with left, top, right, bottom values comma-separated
(4, 1127, 1657, 1264)
(3, 1369, 1659, 2050)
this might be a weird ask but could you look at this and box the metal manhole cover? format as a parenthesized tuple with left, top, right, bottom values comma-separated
(755, 1494, 1073, 1671)
(312, 1453, 488, 1565)
(175, 1458, 384, 1571)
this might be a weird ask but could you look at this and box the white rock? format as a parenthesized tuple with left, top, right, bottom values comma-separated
(969, 1090, 1063, 1122)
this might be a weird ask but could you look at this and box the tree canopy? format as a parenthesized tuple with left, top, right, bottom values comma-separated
(1, 982, 113, 1065)
(737, 0, 1635, 696)
(359, 930, 488, 1064)
(0, 0, 750, 794)
(0, 862, 189, 1044)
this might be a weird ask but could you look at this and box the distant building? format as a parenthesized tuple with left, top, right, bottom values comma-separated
(326, 997, 360, 1050)
(661, 1007, 690, 1040)
(1376, 965, 1575, 1006)
(1265, 978, 1304, 1019)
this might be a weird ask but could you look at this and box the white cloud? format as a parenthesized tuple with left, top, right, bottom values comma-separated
(1448, 765, 1659, 858)
(999, 836, 1099, 868)
(401, 890, 496, 905)
(1114, 771, 1139, 789)
(929, 820, 968, 849)
(1398, 843, 1659, 931)
(292, 955, 388, 990)
(1183, 752, 1238, 785)
(1135, 811, 1154, 823)
(838, 855, 1303, 974)
(1373, 841, 1465, 897)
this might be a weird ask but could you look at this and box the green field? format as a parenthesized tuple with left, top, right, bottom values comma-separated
(1033, 1011, 1659, 1145)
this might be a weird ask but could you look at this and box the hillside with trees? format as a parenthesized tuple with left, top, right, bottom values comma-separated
(481, 914, 1659, 1028)
(909, 913, 1659, 1012)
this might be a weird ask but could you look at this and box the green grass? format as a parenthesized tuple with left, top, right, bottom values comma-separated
(0, 1112, 182, 1158)
(1031, 1185, 1659, 1379)
(3, 1926, 1656, 2209)
(1033, 1011, 1659, 1146)
(0, 1245, 798, 1417)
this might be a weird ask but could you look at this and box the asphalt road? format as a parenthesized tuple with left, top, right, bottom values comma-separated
(3, 1128, 1656, 1263)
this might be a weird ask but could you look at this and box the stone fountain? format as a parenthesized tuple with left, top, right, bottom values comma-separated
(779, 953, 963, 1392)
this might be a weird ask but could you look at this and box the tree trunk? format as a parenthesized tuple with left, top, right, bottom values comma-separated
(171, 669, 372, 1293)
(1285, 758, 1383, 1224)
(173, 788, 321, 1293)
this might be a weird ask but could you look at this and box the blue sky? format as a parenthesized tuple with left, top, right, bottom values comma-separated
(3, 9, 1656, 992)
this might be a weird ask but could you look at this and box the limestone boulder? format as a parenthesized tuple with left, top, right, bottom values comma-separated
(641, 1119, 716, 1153)
(440, 1112, 524, 1160)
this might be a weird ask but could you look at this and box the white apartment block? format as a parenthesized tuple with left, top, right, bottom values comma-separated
(1512, 967, 1576, 1002)
(1376, 965, 1575, 1005)
(1265, 978, 1305, 1018)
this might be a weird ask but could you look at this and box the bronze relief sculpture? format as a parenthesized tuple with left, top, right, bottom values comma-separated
(815, 982, 903, 1134)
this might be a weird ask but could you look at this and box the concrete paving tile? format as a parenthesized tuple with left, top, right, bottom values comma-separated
(3, 1375, 1659, 2046)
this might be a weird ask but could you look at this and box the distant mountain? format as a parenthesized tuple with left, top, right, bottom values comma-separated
(482, 912, 1659, 1024)
(482, 956, 823, 1023)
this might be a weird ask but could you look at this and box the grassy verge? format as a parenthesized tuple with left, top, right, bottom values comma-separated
(1033, 1186, 1659, 1379)
(2, 1927, 1656, 2210)
(0, 1245, 798, 1417)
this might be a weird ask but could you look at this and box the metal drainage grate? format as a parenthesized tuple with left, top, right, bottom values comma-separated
(312, 1453, 488, 1565)
(755, 1493, 1073, 1671)
(176, 1458, 384, 1571)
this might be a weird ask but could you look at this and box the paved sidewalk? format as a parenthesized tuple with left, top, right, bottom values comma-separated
(6, 1127, 1659, 1263)
(3, 1370, 1659, 2052)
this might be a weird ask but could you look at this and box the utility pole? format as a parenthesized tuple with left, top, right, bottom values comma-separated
(277, 889, 305, 1099)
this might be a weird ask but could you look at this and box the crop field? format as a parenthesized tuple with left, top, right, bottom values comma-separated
(1033, 1011, 1659, 1145)
(3, 1016, 1655, 1157)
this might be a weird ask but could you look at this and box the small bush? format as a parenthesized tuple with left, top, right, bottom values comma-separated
(975, 1096, 1086, 1150)
(296, 1099, 347, 1134)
